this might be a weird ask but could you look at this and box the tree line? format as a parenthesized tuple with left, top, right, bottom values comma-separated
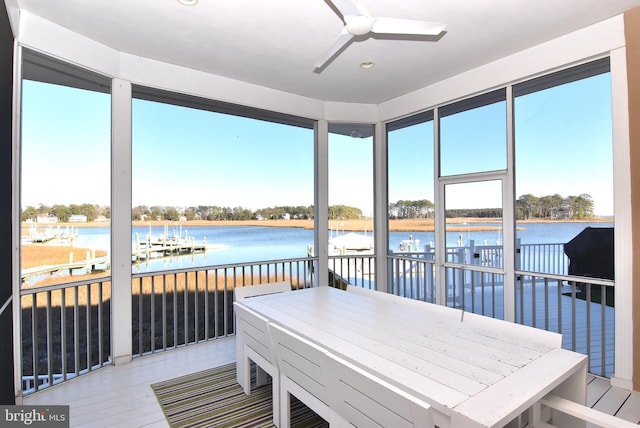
(134, 205, 317, 221)
(515, 193, 594, 220)
(131, 205, 367, 221)
(23, 203, 366, 222)
(22, 192, 595, 223)
(389, 193, 595, 220)
(22, 204, 110, 222)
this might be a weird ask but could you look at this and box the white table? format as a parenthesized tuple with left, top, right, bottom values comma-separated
(235, 286, 588, 427)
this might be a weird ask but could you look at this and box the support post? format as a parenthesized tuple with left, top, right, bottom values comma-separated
(111, 79, 133, 365)
(314, 120, 329, 287)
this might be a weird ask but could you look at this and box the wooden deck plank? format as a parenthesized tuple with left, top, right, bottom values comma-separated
(591, 384, 633, 418)
(616, 392, 640, 424)
(586, 376, 612, 407)
(71, 399, 166, 428)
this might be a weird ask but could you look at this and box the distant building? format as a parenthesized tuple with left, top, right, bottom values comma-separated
(555, 206, 573, 219)
(68, 215, 88, 222)
(282, 213, 290, 220)
(95, 215, 108, 222)
(36, 213, 58, 223)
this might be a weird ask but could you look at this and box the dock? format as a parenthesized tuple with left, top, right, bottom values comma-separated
(21, 255, 110, 282)
(21, 231, 211, 282)
(132, 233, 208, 262)
(22, 225, 79, 244)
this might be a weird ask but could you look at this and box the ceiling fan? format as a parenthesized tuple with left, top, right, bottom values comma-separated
(315, 0, 447, 71)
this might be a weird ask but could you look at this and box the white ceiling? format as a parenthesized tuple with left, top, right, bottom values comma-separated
(13, 0, 640, 104)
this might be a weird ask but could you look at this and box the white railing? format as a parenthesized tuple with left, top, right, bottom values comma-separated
(20, 278, 112, 395)
(21, 257, 314, 395)
(515, 272, 614, 378)
(518, 242, 568, 275)
(19, 242, 614, 396)
(387, 255, 436, 302)
(21, 373, 68, 392)
(130, 257, 314, 357)
(328, 254, 375, 289)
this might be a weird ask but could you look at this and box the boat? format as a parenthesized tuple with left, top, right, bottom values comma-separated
(307, 231, 374, 257)
(328, 232, 374, 255)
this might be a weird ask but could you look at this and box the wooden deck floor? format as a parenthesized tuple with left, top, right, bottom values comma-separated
(587, 374, 640, 425)
(23, 336, 639, 427)
(23, 338, 236, 428)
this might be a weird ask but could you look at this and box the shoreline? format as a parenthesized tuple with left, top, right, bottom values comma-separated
(23, 217, 613, 233)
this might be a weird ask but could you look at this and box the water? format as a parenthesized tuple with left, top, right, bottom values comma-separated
(390, 221, 612, 249)
(69, 221, 613, 273)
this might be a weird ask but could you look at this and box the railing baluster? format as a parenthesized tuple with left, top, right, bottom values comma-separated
(46, 290, 53, 387)
(138, 278, 143, 355)
(150, 276, 155, 353)
(491, 273, 496, 318)
(556, 277, 563, 337)
(74, 286, 79, 377)
(86, 283, 91, 372)
(183, 272, 188, 345)
(173, 274, 178, 348)
(97, 282, 103, 366)
(213, 269, 220, 338)
(30, 294, 38, 392)
(61, 288, 67, 382)
(223, 268, 229, 336)
(586, 283, 592, 366)
(162, 275, 167, 350)
(544, 278, 549, 331)
(571, 281, 577, 352)
(203, 271, 209, 341)
(601, 284, 607, 376)
(194, 271, 199, 342)
(531, 275, 537, 328)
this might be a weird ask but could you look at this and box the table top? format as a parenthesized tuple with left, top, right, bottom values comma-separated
(237, 286, 587, 427)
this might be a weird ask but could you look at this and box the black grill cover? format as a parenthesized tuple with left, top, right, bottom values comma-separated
(564, 227, 614, 280)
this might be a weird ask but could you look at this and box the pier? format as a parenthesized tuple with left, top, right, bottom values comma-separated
(21, 231, 211, 282)
(21, 251, 109, 282)
(132, 232, 208, 262)
(22, 225, 79, 244)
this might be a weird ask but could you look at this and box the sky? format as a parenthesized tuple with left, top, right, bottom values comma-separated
(20, 72, 614, 216)
(386, 73, 614, 215)
(131, 100, 316, 210)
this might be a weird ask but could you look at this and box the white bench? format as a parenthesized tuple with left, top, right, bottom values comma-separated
(233, 304, 281, 426)
(326, 351, 434, 428)
(234, 280, 291, 427)
(234, 280, 291, 300)
(269, 322, 333, 428)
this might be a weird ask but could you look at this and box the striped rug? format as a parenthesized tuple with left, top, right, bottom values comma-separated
(151, 362, 328, 428)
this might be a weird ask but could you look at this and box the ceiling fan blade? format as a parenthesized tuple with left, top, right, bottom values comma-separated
(326, 0, 368, 19)
(371, 17, 447, 36)
(314, 27, 354, 70)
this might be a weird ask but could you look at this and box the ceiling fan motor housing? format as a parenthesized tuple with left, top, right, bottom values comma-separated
(346, 15, 373, 35)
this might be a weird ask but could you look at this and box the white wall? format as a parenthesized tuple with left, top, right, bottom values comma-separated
(378, 15, 626, 121)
